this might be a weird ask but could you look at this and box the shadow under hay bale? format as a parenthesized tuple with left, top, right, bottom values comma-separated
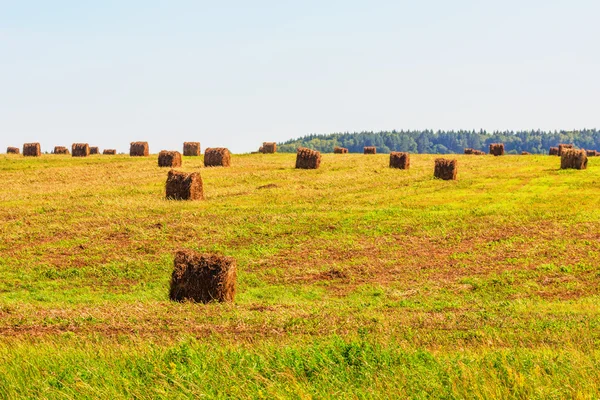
(561, 149, 587, 170)
(103, 149, 117, 155)
(166, 170, 204, 200)
(586, 150, 598, 157)
(364, 146, 376, 154)
(72, 143, 90, 157)
(169, 250, 236, 303)
(489, 143, 505, 156)
(183, 142, 201, 156)
(53, 146, 70, 155)
(521, 151, 531, 155)
(295, 147, 321, 169)
(204, 148, 231, 167)
(434, 158, 458, 180)
(130, 142, 149, 157)
(158, 150, 182, 168)
(334, 146, 348, 154)
(7, 147, 20, 154)
(389, 152, 410, 169)
(549, 147, 559, 156)
(260, 142, 277, 154)
(23, 143, 41, 157)
(558, 144, 573, 156)
(90, 147, 99, 155)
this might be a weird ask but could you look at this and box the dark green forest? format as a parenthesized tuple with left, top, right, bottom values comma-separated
(277, 129, 600, 154)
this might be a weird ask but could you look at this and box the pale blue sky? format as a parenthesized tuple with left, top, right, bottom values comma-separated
(1, 0, 599, 153)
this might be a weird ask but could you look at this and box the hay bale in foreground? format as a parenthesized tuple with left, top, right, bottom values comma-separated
(166, 170, 204, 200)
(586, 150, 598, 157)
(561, 149, 587, 170)
(333, 146, 348, 154)
(204, 148, 231, 167)
(103, 149, 116, 155)
(53, 146, 70, 155)
(364, 146, 376, 154)
(434, 158, 457, 180)
(549, 147, 559, 156)
(489, 143, 505, 156)
(558, 144, 573, 156)
(260, 142, 277, 154)
(295, 147, 321, 169)
(169, 250, 236, 303)
(23, 143, 41, 157)
(130, 142, 149, 157)
(90, 147, 99, 155)
(521, 151, 531, 155)
(183, 142, 201, 156)
(389, 152, 410, 169)
(158, 150, 182, 167)
(7, 147, 20, 154)
(72, 143, 90, 157)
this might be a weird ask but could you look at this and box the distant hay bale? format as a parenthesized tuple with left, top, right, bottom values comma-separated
(23, 143, 41, 157)
(434, 158, 458, 180)
(53, 146, 70, 155)
(90, 147, 99, 155)
(558, 144, 573, 156)
(7, 147, 20, 154)
(158, 150, 182, 168)
(295, 147, 321, 169)
(204, 148, 231, 167)
(333, 146, 348, 154)
(169, 250, 236, 303)
(586, 150, 598, 157)
(103, 149, 116, 155)
(389, 152, 410, 169)
(166, 170, 204, 200)
(473, 150, 486, 155)
(72, 143, 90, 157)
(130, 142, 149, 157)
(521, 151, 531, 155)
(364, 146, 376, 154)
(560, 149, 587, 170)
(549, 147, 559, 156)
(489, 143, 505, 156)
(464, 148, 474, 154)
(260, 142, 277, 154)
(183, 142, 201, 156)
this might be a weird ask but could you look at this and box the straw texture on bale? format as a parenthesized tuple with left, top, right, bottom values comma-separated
(364, 146, 376, 154)
(295, 147, 321, 169)
(72, 143, 90, 157)
(183, 142, 201, 156)
(521, 151, 531, 155)
(130, 142, 149, 157)
(7, 147, 20, 154)
(561, 149, 588, 170)
(586, 150, 598, 157)
(103, 149, 117, 155)
(90, 147, 99, 155)
(158, 150, 182, 167)
(549, 147, 559, 156)
(489, 143, 505, 156)
(333, 146, 348, 154)
(23, 143, 41, 157)
(434, 158, 458, 180)
(558, 144, 573, 156)
(166, 170, 204, 200)
(389, 152, 410, 169)
(260, 142, 277, 154)
(53, 146, 70, 155)
(169, 250, 236, 303)
(204, 148, 231, 167)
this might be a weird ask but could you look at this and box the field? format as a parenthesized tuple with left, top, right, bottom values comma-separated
(1, 152, 599, 399)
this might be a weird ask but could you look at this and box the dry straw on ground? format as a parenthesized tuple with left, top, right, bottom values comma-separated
(295, 147, 321, 169)
(364, 146, 376, 154)
(23, 143, 41, 157)
(53, 146, 70, 155)
(389, 152, 410, 169)
(260, 142, 277, 154)
(489, 143, 505, 156)
(183, 142, 201, 156)
(561, 149, 588, 170)
(558, 144, 573, 156)
(90, 147, 99, 155)
(434, 158, 458, 180)
(166, 170, 204, 200)
(334, 146, 348, 154)
(169, 250, 236, 303)
(72, 143, 90, 157)
(130, 142, 149, 157)
(158, 151, 182, 168)
(549, 147, 559, 156)
(103, 149, 117, 155)
(204, 148, 231, 167)
(7, 147, 20, 154)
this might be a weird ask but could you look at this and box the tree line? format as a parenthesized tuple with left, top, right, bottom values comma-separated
(277, 129, 600, 154)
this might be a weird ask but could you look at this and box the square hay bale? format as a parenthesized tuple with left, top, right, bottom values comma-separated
(130, 141, 149, 157)
(103, 149, 117, 155)
(166, 170, 204, 200)
(586, 150, 597, 157)
(23, 143, 41, 157)
(364, 146, 376, 154)
(53, 146, 70, 155)
(434, 158, 458, 180)
(204, 147, 231, 167)
(90, 147, 99, 155)
(158, 150, 182, 167)
(389, 152, 410, 169)
(521, 151, 531, 155)
(464, 148, 474, 154)
(333, 146, 348, 154)
(473, 150, 486, 155)
(169, 250, 236, 303)
(558, 144, 573, 156)
(261, 142, 277, 154)
(549, 147, 559, 156)
(489, 143, 505, 156)
(7, 147, 20, 154)
(72, 143, 90, 157)
(561, 149, 587, 170)
(295, 147, 321, 169)
(183, 142, 201, 156)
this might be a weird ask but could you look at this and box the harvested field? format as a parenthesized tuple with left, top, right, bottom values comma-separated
(204, 148, 231, 167)
(295, 147, 321, 169)
(158, 150, 182, 168)
(334, 146, 348, 154)
(434, 158, 457, 180)
(183, 142, 201, 156)
(53, 146, 70, 155)
(364, 146, 376, 154)
(72, 143, 90, 157)
(561, 149, 588, 170)
(23, 143, 41, 157)
(389, 152, 410, 169)
(165, 169, 204, 200)
(489, 143, 504, 156)
(6, 147, 20, 154)
(130, 142, 149, 157)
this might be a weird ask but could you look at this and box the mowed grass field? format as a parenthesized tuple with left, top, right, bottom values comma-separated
(1, 152, 600, 399)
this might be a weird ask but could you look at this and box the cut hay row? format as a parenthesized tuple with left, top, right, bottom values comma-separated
(53, 146, 70, 155)
(296, 147, 321, 169)
(204, 148, 231, 167)
(23, 143, 41, 157)
(158, 150, 182, 168)
(72, 143, 90, 157)
(183, 142, 201, 156)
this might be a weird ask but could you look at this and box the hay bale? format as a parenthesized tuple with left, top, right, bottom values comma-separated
(53, 146, 70, 155)
(169, 250, 236, 303)
(23, 143, 41, 157)
(389, 152, 410, 169)
(473, 150, 486, 155)
(521, 151, 531, 155)
(260, 142, 277, 154)
(295, 147, 321, 169)
(130, 142, 149, 157)
(561, 149, 587, 170)
(204, 148, 231, 167)
(72, 143, 90, 157)
(549, 147, 559, 156)
(333, 146, 348, 154)
(183, 142, 201, 156)
(90, 147, 99, 155)
(158, 150, 182, 167)
(7, 147, 20, 154)
(586, 150, 597, 157)
(558, 144, 573, 156)
(489, 143, 505, 156)
(103, 149, 117, 155)
(364, 146, 376, 154)
(434, 158, 458, 180)
(166, 170, 204, 200)
(464, 148, 474, 154)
